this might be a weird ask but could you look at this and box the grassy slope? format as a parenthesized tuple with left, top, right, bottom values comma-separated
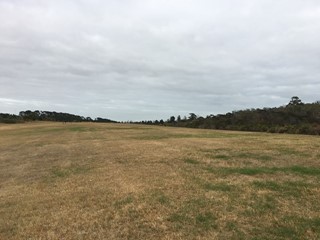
(0, 122, 320, 239)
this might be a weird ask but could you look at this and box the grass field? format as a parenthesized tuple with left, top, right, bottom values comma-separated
(0, 122, 320, 239)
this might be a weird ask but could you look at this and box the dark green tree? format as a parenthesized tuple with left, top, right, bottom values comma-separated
(169, 116, 175, 123)
(288, 96, 303, 106)
(188, 113, 197, 120)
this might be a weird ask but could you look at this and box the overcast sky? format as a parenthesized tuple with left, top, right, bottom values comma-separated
(1, 0, 320, 121)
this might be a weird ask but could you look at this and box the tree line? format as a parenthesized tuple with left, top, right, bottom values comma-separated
(135, 97, 320, 135)
(0, 110, 115, 123)
(1, 97, 320, 135)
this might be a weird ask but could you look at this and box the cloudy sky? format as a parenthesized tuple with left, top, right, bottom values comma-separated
(1, 0, 320, 121)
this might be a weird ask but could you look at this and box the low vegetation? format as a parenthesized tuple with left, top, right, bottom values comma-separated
(0, 122, 319, 239)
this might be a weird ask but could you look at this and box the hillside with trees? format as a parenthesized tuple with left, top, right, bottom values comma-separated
(0, 110, 115, 124)
(137, 97, 320, 135)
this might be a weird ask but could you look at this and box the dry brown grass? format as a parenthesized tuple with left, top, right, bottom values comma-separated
(0, 122, 320, 239)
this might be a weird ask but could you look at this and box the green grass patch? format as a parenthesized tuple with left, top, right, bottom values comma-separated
(214, 154, 231, 160)
(204, 167, 215, 173)
(157, 195, 170, 205)
(206, 150, 273, 162)
(69, 126, 88, 132)
(51, 165, 91, 178)
(168, 198, 216, 233)
(277, 147, 310, 157)
(236, 153, 253, 158)
(203, 182, 233, 192)
(253, 181, 283, 191)
(114, 195, 134, 208)
(288, 166, 320, 175)
(168, 213, 192, 228)
(36, 127, 66, 133)
(150, 190, 170, 205)
(192, 133, 243, 139)
(52, 168, 70, 178)
(253, 180, 311, 197)
(134, 132, 244, 140)
(195, 212, 217, 230)
(0, 221, 18, 237)
(209, 166, 320, 176)
(134, 133, 193, 140)
(254, 216, 320, 239)
(244, 194, 277, 216)
(236, 152, 273, 161)
(226, 221, 238, 231)
(237, 168, 273, 175)
(267, 226, 298, 239)
(106, 127, 153, 130)
(184, 158, 200, 164)
(226, 221, 246, 239)
(306, 217, 320, 231)
(219, 167, 277, 175)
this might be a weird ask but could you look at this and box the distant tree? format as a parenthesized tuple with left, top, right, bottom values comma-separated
(19, 110, 38, 121)
(169, 116, 175, 123)
(188, 113, 197, 120)
(288, 96, 303, 106)
(177, 115, 181, 122)
(159, 119, 164, 125)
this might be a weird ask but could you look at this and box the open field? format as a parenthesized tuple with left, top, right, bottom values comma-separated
(0, 122, 320, 239)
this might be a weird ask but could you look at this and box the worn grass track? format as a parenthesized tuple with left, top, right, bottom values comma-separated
(0, 122, 320, 239)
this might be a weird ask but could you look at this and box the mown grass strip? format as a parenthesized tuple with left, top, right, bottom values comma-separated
(206, 166, 320, 176)
(252, 181, 311, 197)
(288, 166, 320, 175)
(218, 167, 277, 175)
(205, 150, 273, 162)
(253, 216, 320, 239)
(184, 158, 200, 164)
